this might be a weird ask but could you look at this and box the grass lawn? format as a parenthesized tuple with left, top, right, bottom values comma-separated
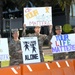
(44, 55, 53, 62)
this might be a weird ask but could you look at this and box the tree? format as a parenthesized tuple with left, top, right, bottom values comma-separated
(57, 0, 75, 24)
(0, 0, 3, 35)
(40, 0, 75, 24)
(0, 0, 75, 35)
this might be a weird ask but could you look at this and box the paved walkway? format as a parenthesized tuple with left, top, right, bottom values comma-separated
(42, 46, 53, 55)
(42, 46, 68, 59)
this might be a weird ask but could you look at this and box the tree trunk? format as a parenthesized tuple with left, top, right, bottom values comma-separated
(65, 4, 70, 24)
(0, 0, 3, 36)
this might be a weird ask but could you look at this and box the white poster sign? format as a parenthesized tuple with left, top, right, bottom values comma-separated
(51, 34, 75, 54)
(0, 38, 10, 61)
(24, 7, 52, 26)
(20, 37, 40, 64)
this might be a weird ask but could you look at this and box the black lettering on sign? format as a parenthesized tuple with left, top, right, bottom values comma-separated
(25, 54, 38, 60)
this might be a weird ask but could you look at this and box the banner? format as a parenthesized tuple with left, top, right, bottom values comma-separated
(0, 38, 10, 67)
(51, 34, 75, 54)
(20, 37, 40, 64)
(24, 7, 52, 26)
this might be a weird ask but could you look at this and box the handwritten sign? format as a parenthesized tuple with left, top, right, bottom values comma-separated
(0, 38, 10, 67)
(0, 38, 10, 61)
(51, 34, 75, 53)
(24, 7, 52, 26)
(20, 37, 40, 64)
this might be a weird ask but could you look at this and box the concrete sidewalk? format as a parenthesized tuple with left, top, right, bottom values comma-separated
(42, 46, 53, 55)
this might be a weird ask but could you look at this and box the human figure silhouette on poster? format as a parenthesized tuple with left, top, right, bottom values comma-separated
(23, 41, 29, 51)
(30, 41, 36, 53)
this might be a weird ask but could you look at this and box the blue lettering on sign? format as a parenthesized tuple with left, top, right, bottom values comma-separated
(25, 54, 38, 60)
(52, 45, 75, 53)
(0, 54, 9, 61)
(56, 34, 69, 41)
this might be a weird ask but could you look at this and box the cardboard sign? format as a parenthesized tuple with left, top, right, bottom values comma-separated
(20, 37, 40, 64)
(24, 7, 52, 26)
(0, 38, 10, 67)
(51, 34, 75, 54)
